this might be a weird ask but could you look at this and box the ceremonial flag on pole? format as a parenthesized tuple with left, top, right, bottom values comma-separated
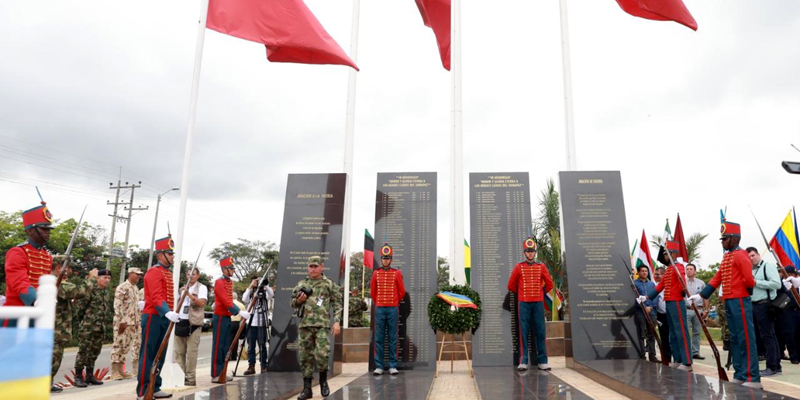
(769, 211, 800, 268)
(544, 288, 564, 318)
(414, 0, 451, 70)
(674, 214, 689, 263)
(464, 239, 471, 285)
(662, 219, 672, 243)
(615, 0, 698, 31)
(632, 230, 655, 280)
(207, 0, 359, 70)
(364, 229, 374, 269)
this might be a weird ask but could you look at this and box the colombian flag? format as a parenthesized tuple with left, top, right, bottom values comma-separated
(0, 327, 53, 399)
(436, 291, 478, 309)
(769, 211, 800, 267)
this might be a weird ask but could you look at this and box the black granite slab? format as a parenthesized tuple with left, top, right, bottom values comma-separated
(174, 372, 304, 400)
(327, 370, 434, 400)
(474, 366, 592, 399)
(571, 359, 794, 400)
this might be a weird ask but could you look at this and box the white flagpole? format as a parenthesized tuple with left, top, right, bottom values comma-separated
(341, 0, 360, 329)
(162, 0, 210, 387)
(559, 0, 577, 171)
(449, 0, 466, 285)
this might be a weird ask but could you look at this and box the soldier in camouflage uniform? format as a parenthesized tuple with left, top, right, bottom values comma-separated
(133, 287, 144, 370)
(291, 256, 343, 400)
(110, 267, 144, 380)
(712, 292, 731, 348)
(348, 288, 367, 328)
(74, 269, 113, 388)
(50, 256, 97, 393)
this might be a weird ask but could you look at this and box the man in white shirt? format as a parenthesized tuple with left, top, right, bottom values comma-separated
(242, 276, 274, 375)
(685, 263, 709, 360)
(173, 268, 207, 386)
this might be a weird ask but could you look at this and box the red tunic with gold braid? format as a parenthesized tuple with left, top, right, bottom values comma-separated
(507, 261, 554, 302)
(370, 268, 407, 307)
(214, 277, 239, 316)
(653, 263, 687, 301)
(708, 249, 755, 299)
(2, 242, 52, 306)
(143, 263, 174, 316)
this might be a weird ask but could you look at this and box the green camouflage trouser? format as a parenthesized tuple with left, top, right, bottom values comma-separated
(52, 340, 69, 379)
(299, 327, 330, 377)
(713, 296, 730, 343)
(76, 330, 104, 370)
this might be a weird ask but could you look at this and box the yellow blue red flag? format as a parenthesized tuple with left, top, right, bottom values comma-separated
(769, 211, 800, 267)
(437, 291, 478, 309)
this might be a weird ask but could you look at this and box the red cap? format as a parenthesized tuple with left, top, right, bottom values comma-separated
(720, 220, 741, 237)
(155, 235, 175, 253)
(380, 244, 393, 258)
(22, 202, 54, 230)
(220, 255, 234, 268)
(666, 240, 680, 253)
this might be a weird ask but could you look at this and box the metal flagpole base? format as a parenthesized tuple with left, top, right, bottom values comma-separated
(159, 362, 186, 389)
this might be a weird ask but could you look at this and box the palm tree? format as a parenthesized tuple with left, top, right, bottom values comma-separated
(532, 179, 564, 288)
(649, 232, 709, 263)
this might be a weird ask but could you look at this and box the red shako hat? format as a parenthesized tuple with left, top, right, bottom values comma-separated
(155, 234, 175, 254)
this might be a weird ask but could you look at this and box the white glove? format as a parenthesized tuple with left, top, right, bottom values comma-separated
(138, 301, 145, 311)
(636, 295, 647, 304)
(790, 277, 800, 289)
(239, 310, 251, 321)
(688, 294, 702, 303)
(165, 311, 181, 323)
(784, 279, 793, 291)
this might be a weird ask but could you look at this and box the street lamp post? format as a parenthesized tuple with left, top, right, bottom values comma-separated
(147, 187, 180, 268)
(782, 161, 800, 175)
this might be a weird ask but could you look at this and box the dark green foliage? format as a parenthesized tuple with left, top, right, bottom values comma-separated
(428, 284, 482, 334)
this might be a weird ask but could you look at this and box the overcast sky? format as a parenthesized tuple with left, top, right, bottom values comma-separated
(1, 0, 799, 279)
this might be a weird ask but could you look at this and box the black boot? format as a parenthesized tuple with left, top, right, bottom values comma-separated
(73, 367, 88, 388)
(297, 377, 313, 400)
(244, 364, 256, 376)
(85, 367, 104, 385)
(319, 371, 330, 397)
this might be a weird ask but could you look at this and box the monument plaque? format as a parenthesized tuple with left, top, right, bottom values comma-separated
(559, 171, 637, 361)
(469, 173, 532, 367)
(369, 172, 437, 370)
(268, 173, 347, 372)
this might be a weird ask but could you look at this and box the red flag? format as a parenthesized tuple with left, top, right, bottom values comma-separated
(414, 0, 451, 70)
(207, 0, 359, 70)
(674, 214, 690, 263)
(364, 229, 374, 270)
(615, 0, 698, 31)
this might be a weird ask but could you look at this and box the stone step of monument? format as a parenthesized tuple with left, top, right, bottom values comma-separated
(336, 326, 371, 343)
(335, 343, 370, 363)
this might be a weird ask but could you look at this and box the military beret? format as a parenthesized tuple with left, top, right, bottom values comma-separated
(98, 269, 112, 276)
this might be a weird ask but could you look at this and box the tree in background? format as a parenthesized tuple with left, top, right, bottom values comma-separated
(348, 252, 373, 296)
(208, 239, 278, 283)
(437, 256, 449, 289)
(532, 179, 565, 289)
(650, 232, 708, 263)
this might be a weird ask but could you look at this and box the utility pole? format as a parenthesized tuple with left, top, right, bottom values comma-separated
(120, 182, 148, 282)
(106, 170, 125, 270)
(148, 187, 179, 269)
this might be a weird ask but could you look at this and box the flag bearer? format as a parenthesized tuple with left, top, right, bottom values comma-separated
(690, 219, 761, 388)
(507, 237, 554, 371)
(370, 243, 407, 376)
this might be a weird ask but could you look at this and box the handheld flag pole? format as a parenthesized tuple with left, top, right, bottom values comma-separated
(749, 207, 800, 305)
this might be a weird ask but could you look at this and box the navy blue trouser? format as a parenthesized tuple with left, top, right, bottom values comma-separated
(136, 313, 169, 397)
(665, 300, 692, 366)
(753, 302, 781, 371)
(374, 306, 399, 369)
(728, 298, 761, 383)
(519, 301, 547, 365)
(212, 315, 232, 378)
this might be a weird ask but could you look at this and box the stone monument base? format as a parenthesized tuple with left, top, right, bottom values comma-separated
(566, 358, 785, 399)
(545, 321, 572, 357)
(334, 327, 371, 363)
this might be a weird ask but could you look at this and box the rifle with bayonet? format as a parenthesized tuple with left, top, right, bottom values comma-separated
(749, 208, 800, 306)
(619, 254, 669, 366)
(664, 247, 728, 381)
(56, 205, 87, 291)
(144, 245, 204, 400)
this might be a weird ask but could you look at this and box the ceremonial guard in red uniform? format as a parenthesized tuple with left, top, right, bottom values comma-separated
(370, 243, 407, 375)
(644, 240, 693, 371)
(693, 219, 761, 387)
(211, 256, 249, 383)
(1, 199, 54, 327)
(507, 237, 554, 371)
(136, 235, 179, 399)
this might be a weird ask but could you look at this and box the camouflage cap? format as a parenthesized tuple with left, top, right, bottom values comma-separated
(128, 267, 144, 275)
(308, 256, 323, 266)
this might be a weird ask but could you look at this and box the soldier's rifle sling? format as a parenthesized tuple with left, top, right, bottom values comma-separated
(220, 260, 273, 382)
(664, 248, 729, 381)
(617, 254, 669, 366)
(145, 245, 203, 400)
(749, 207, 800, 305)
(56, 205, 87, 291)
